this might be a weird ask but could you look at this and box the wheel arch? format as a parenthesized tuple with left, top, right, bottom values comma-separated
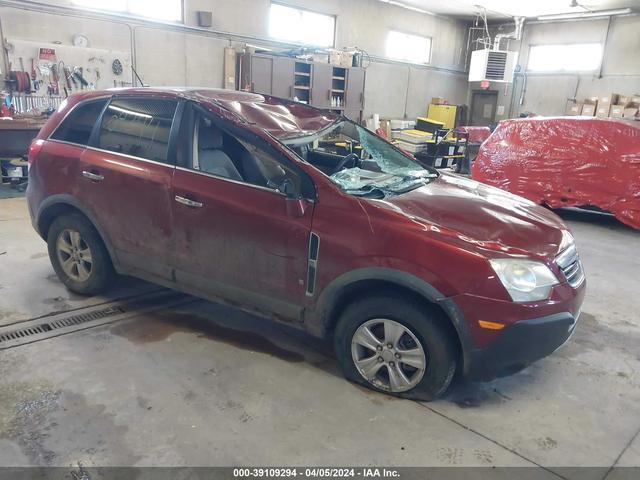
(311, 268, 474, 366)
(35, 195, 119, 269)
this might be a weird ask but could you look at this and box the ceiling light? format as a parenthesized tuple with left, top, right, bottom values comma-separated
(379, 0, 434, 16)
(537, 8, 631, 20)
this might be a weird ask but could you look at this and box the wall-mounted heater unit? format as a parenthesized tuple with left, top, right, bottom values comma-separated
(469, 49, 518, 83)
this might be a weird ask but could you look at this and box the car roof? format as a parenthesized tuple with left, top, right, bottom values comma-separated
(72, 87, 340, 139)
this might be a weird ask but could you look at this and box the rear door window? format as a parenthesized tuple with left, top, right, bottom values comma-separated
(50, 98, 108, 145)
(97, 97, 178, 164)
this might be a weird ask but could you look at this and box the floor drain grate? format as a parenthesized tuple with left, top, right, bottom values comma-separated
(0, 305, 125, 345)
(0, 324, 52, 342)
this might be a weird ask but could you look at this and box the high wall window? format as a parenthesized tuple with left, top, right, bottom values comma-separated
(527, 43, 603, 72)
(72, 0, 183, 22)
(386, 30, 432, 65)
(269, 3, 335, 47)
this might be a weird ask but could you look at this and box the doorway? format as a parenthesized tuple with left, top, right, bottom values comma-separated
(470, 90, 498, 126)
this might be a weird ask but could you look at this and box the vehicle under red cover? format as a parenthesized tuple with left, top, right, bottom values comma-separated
(457, 126, 491, 144)
(472, 117, 640, 229)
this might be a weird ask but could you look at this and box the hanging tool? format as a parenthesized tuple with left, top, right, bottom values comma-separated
(73, 67, 89, 88)
(59, 61, 72, 90)
(17, 57, 32, 92)
(48, 63, 60, 95)
(63, 66, 74, 90)
(30, 58, 42, 91)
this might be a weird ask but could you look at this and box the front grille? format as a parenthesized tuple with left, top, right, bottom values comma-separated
(556, 244, 585, 288)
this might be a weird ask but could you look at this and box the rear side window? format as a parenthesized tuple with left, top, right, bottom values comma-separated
(98, 98, 178, 164)
(50, 99, 108, 145)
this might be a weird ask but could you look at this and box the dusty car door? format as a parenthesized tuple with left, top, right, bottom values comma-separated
(169, 104, 315, 321)
(78, 96, 182, 280)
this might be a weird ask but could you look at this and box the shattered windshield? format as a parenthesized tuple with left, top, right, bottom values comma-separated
(283, 120, 437, 197)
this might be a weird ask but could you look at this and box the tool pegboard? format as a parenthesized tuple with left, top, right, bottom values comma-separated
(4, 38, 133, 95)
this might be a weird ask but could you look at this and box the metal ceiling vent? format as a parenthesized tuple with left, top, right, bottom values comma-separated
(485, 50, 508, 80)
(468, 16, 523, 83)
(469, 49, 518, 82)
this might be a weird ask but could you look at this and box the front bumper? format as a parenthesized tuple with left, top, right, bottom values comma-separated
(438, 279, 585, 381)
(463, 311, 579, 381)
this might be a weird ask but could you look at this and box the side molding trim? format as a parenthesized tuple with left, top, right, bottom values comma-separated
(306, 232, 320, 296)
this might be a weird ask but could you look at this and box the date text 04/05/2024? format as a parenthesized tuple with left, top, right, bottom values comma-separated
(233, 468, 400, 478)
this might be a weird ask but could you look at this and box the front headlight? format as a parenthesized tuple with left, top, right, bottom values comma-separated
(489, 259, 559, 302)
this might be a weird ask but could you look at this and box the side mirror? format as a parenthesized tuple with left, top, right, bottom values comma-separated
(278, 178, 298, 199)
(276, 178, 309, 218)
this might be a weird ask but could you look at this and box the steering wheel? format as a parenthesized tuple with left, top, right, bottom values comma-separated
(332, 153, 361, 175)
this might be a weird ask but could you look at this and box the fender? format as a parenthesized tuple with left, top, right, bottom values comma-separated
(35, 194, 121, 271)
(307, 267, 474, 355)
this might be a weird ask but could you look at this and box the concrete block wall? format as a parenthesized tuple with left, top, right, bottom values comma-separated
(0, 0, 470, 120)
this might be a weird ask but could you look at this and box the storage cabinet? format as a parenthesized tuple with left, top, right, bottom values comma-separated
(293, 61, 312, 103)
(249, 55, 273, 94)
(346, 68, 365, 111)
(272, 57, 295, 99)
(311, 62, 333, 109)
(239, 53, 366, 122)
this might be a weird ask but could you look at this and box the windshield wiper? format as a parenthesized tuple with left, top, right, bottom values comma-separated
(347, 188, 386, 199)
(385, 178, 427, 194)
(344, 177, 427, 197)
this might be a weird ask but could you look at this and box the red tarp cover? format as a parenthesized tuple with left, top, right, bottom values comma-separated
(457, 126, 491, 144)
(472, 117, 640, 229)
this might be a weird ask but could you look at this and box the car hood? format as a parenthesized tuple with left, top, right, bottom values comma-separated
(372, 173, 567, 258)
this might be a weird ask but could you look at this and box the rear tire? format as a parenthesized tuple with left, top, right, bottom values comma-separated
(334, 294, 457, 401)
(47, 213, 115, 295)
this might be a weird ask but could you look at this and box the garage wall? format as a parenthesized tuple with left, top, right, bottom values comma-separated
(508, 15, 640, 117)
(464, 14, 640, 122)
(0, 0, 470, 119)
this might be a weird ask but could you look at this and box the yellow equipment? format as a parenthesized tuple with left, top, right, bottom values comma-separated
(427, 104, 459, 129)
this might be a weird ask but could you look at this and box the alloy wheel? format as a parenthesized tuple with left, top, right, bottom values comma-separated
(351, 318, 427, 392)
(56, 229, 93, 282)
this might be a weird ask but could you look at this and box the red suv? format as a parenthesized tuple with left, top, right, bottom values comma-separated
(27, 88, 586, 399)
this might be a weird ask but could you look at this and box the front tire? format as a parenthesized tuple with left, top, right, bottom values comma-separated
(334, 295, 457, 401)
(47, 213, 115, 295)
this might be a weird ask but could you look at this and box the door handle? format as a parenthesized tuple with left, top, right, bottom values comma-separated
(175, 195, 203, 208)
(82, 170, 104, 182)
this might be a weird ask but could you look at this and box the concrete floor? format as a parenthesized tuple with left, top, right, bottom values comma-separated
(0, 196, 639, 475)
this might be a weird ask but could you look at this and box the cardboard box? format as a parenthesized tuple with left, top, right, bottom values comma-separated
(610, 105, 625, 118)
(565, 100, 583, 116)
(623, 101, 639, 119)
(379, 119, 391, 139)
(431, 97, 448, 105)
(599, 93, 620, 105)
(339, 51, 353, 67)
(596, 104, 611, 118)
(311, 53, 329, 63)
(581, 98, 598, 116)
(329, 50, 341, 65)
(616, 95, 632, 106)
(596, 93, 620, 118)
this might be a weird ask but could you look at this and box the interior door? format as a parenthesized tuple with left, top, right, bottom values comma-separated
(470, 91, 498, 126)
(250, 55, 273, 94)
(79, 96, 181, 279)
(311, 62, 333, 109)
(170, 106, 315, 319)
(345, 67, 365, 111)
(272, 56, 295, 99)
